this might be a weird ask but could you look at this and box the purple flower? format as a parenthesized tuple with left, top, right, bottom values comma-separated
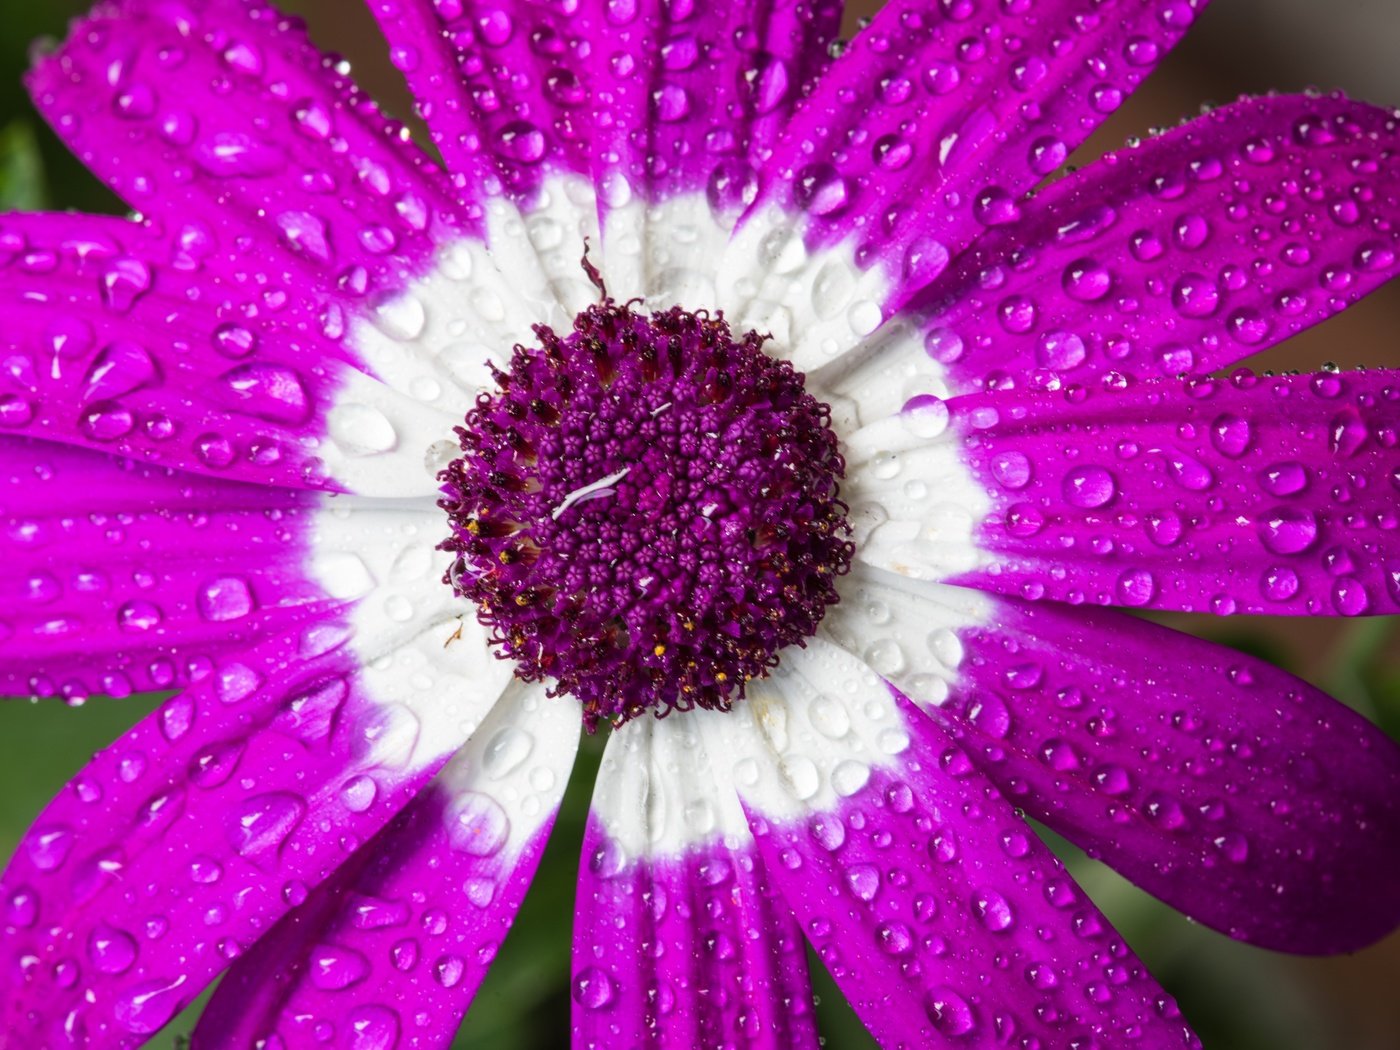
(2, 0, 1399, 1046)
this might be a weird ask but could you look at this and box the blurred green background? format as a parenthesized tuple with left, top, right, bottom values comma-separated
(1, 1, 1398, 1047)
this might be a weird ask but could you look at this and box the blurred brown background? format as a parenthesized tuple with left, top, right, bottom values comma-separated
(0, 1, 1397, 1047)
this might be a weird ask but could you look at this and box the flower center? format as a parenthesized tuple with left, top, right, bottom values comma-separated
(439, 295, 852, 731)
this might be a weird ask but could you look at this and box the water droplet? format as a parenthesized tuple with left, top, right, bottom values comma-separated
(83, 342, 158, 402)
(197, 577, 254, 622)
(925, 987, 976, 1036)
(990, 451, 1032, 490)
(779, 754, 821, 800)
(445, 792, 510, 856)
(793, 163, 851, 216)
(219, 363, 312, 424)
(310, 945, 371, 990)
(1257, 507, 1319, 555)
(1115, 568, 1157, 607)
(80, 401, 136, 442)
(573, 966, 616, 1010)
(1062, 466, 1116, 508)
(1062, 258, 1112, 301)
(228, 792, 306, 859)
(846, 863, 881, 902)
(25, 825, 74, 871)
(329, 403, 398, 455)
(1210, 413, 1252, 457)
(346, 1005, 401, 1050)
(87, 923, 138, 974)
(192, 132, 285, 178)
(117, 600, 163, 633)
(496, 120, 546, 164)
(114, 976, 188, 1034)
(900, 394, 951, 439)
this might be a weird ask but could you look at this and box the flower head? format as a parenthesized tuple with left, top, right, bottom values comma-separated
(1, 0, 1399, 1047)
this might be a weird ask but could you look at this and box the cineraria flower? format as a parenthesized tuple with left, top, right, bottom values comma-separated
(2, 0, 1399, 1045)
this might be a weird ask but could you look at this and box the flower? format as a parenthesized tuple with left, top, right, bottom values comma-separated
(2, 0, 1399, 1045)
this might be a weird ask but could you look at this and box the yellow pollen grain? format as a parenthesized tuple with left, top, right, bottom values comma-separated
(653, 644, 667, 657)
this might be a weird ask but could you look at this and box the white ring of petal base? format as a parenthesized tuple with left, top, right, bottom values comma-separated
(695, 637, 916, 824)
(307, 494, 515, 770)
(590, 709, 754, 864)
(436, 679, 580, 862)
(822, 564, 994, 712)
(716, 204, 894, 371)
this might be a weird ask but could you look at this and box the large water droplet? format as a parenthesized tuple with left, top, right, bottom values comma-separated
(445, 792, 511, 857)
(227, 792, 306, 859)
(573, 966, 616, 1010)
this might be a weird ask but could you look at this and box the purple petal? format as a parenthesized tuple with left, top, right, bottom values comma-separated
(931, 592, 1400, 954)
(0, 437, 332, 701)
(0, 211, 354, 488)
(193, 684, 577, 1048)
(367, 0, 838, 209)
(744, 0, 1202, 288)
(707, 640, 1199, 1049)
(908, 94, 1400, 392)
(29, 0, 476, 274)
(826, 567, 1400, 954)
(0, 621, 512, 1043)
(573, 715, 817, 1049)
(365, 0, 593, 205)
(945, 368, 1400, 616)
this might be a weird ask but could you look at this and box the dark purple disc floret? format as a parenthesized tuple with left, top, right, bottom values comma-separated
(439, 298, 853, 730)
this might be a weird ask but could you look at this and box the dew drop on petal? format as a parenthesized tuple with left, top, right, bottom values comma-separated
(573, 966, 616, 1010)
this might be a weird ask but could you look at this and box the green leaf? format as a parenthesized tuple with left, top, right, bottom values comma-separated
(0, 120, 46, 212)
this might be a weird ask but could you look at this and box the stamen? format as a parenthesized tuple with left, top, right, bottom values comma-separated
(439, 298, 852, 731)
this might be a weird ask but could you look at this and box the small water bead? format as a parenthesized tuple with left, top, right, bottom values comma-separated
(80, 402, 135, 442)
(1332, 577, 1370, 616)
(83, 342, 158, 402)
(1036, 330, 1086, 370)
(974, 187, 1021, 227)
(573, 966, 616, 1010)
(100, 257, 153, 314)
(114, 976, 189, 1035)
(441, 792, 509, 860)
(875, 921, 914, 956)
(997, 295, 1037, 333)
(495, 120, 546, 164)
(1062, 466, 1116, 509)
(1062, 258, 1112, 302)
(1209, 413, 1252, 457)
(1115, 569, 1156, 607)
(346, 1005, 401, 1050)
(192, 132, 285, 178)
(793, 163, 852, 216)
(1171, 273, 1220, 317)
(117, 600, 164, 633)
(1257, 507, 1319, 555)
(196, 576, 254, 622)
(925, 987, 977, 1037)
(228, 792, 306, 859)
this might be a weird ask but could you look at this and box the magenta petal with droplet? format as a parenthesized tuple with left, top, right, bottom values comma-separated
(907, 94, 1400, 391)
(0, 211, 355, 488)
(0, 628, 448, 1044)
(572, 820, 817, 1049)
(194, 688, 577, 1048)
(744, 694, 1200, 1050)
(0, 437, 332, 702)
(27, 0, 476, 263)
(949, 368, 1400, 615)
(935, 595, 1400, 953)
(745, 0, 1203, 289)
(366, 0, 841, 212)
